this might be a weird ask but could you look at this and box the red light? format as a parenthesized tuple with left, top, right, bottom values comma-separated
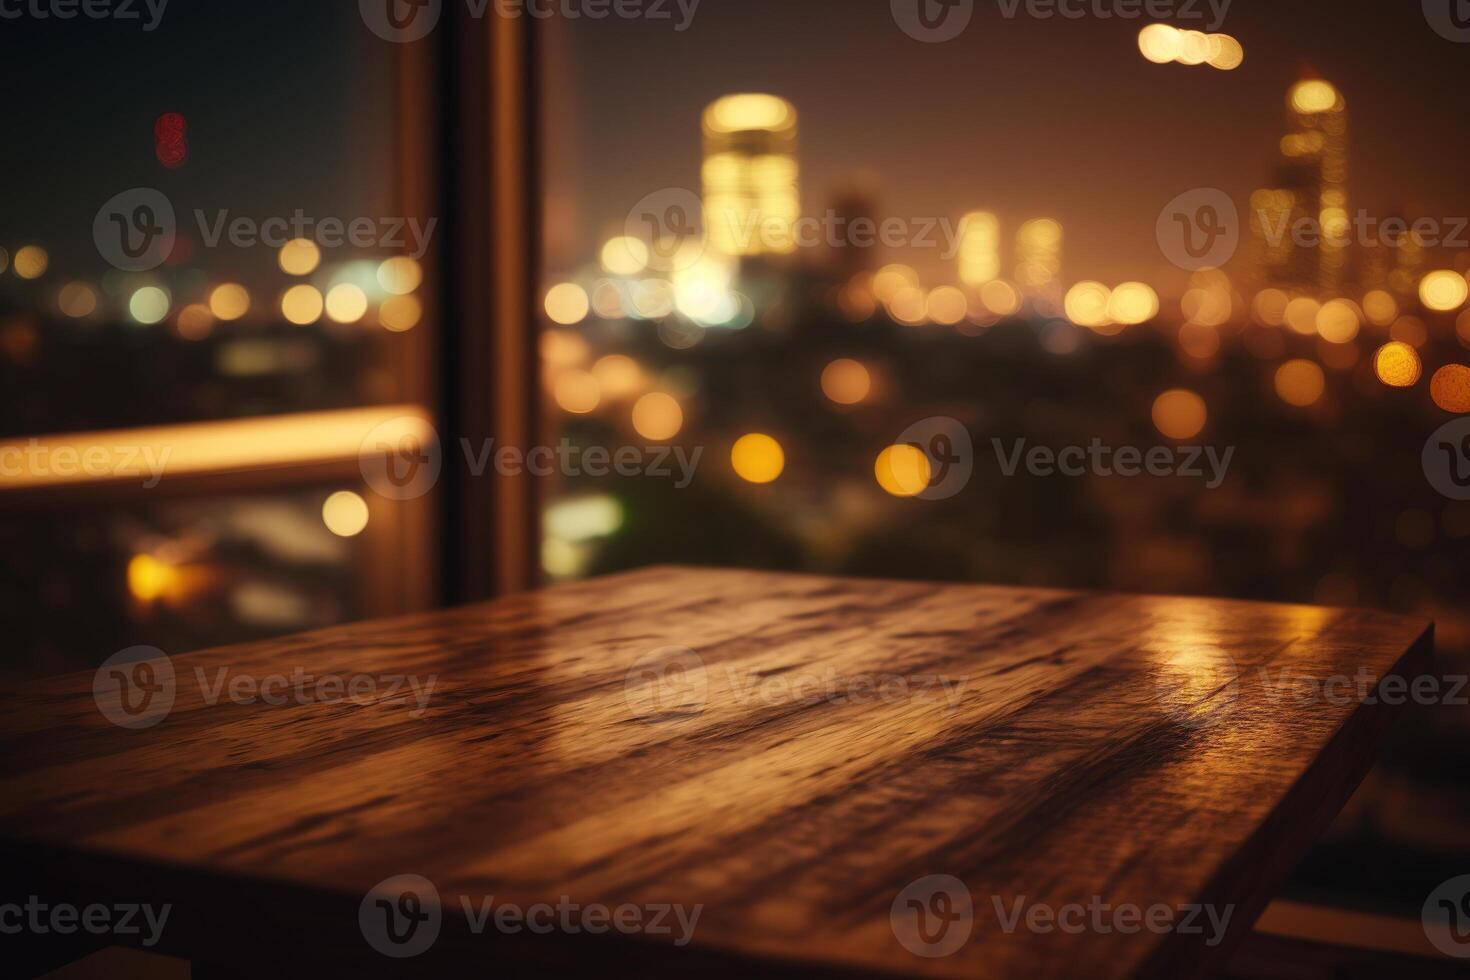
(155, 112, 187, 169)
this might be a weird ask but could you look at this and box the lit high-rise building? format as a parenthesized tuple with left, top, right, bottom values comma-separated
(1283, 78, 1349, 294)
(702, 94, 799, 259)
(958, 211, 1001, 287)
(1015, 218, 1062, 296)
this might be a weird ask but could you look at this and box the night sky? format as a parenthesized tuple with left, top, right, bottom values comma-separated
(6, 1, 1469, 287)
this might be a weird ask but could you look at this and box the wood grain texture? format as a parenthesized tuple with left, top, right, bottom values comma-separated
(0, 567, 1433, 978)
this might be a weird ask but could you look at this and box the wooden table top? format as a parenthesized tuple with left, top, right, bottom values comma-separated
(0, 567, 1433, 978)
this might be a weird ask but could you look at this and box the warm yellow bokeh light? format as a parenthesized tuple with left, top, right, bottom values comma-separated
(1108, 282, 1159, 326)
(703, 93, 796, 135)
(544, 282, 590, 325)
(1283, 297, 1322, 335)
(1430, 364, 1470, 413)
(1274, 359, 1326, 407)
(821, 358, 872, 406)
(325, 283, 368, 323)
(1290, 80, 1341, 114)
(1208, 34, 1244, 71)
(1374, 341, 1423, 388)
(926, 286, 969, 326)
(209, 283, 250, 321)
(57, 282, 97, 318)
(1420, 270, 1469, 312)
(129, 286, 170, 325)
(631, 391, 684, 441)
(1252, 289, 1290, 327)
(281, 284, 325, 325)
(278, 238, 321, 276)
(127, 554, 179, 602)
(13, 245, 48, 280)
(979, 279, 1022, 317)
(1362, 290, 1398, 327)
(600, 237, 649, 276)
(592, 354, 643, 397)
(887, 286, 928, 326)
(1315, 299, 1359, 343)
(731, 433, 785, 484)
(322, 490, 370, 538)
(379, 295, 423, 332)
(1138, 24, 1181, 64)
(1064, 281, 1112, 329)
(553, 370, 601, 414)
(875, 444, 932, 498)
(176, 304, 215, 340)
(1152, 389, 1207, 440)
(377, 257, 423, 295)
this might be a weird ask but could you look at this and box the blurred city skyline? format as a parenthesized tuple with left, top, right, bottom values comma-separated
(545, 0, 1470, 286)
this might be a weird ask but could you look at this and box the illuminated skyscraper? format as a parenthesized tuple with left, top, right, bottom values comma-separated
(702, 94, 799, 259)
(958, 211, 1001, 287)
(1015, 218, 1062, 297)
(1284, 78, 1349, 293)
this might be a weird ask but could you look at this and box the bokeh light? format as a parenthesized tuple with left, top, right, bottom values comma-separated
(209, 283, 250, 321)
(553, 370, 601, 414)
(1374, 341, 1422, 388)
(631, 391, 684, 440)
(821, 358, 872, 405)
(377, 257, 423, 295)
(322, 491, 370, 538)
(129, 286, 170, 325)
(601, 237, 649, 276)
(1420, 270, 1469, 312)
(1152, 389, 1207, 440)
(731, 433, 785, 484)
(13, 246, 48, 280)
(281, 284, 325, 325)
(1274, 359, 1326, 407)
(1430, 364, 1470, 413)
(875, 444, 932, 498)
(57, 282, 97, 318)
(379, 295, 423, 332)
(544, 282, 590, 325)
(278, 239, 321, 276)
(325, 283, 368, 323)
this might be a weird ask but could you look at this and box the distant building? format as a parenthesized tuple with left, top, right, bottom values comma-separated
(702, 94, 800, 260)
